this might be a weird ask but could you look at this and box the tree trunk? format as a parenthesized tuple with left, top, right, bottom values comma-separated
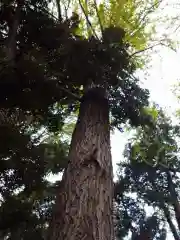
(5, 0, 23, 65)
(166, 171, 180, 232)
(55, 0, 62, 21)
(47, 87, 114, 240)
(132, 218, 153, 240)
(162, 202, 180, 240)
(133, 232, 150, 240)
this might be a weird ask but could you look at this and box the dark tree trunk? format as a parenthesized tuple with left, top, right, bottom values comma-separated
(47, 87, 114, 240)
(151, 178, 180, 240)
(133, 232, 150, 240)
(166, 171, 180, 232)
(162, 202, 180, 240)
(5, 0, 23, 65)
(132, 219, 152, 240)
(55, 0, 61, 21)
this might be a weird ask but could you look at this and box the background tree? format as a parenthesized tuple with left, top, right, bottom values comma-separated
(0, 0, 73, 238)
(115, 108, 180, 239)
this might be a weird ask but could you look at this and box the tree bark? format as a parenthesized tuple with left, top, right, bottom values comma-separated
(47, 87, 114, 240)
(166, 171, 180, 232)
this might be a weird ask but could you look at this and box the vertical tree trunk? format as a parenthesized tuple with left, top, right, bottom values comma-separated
(55, 0, 61, 21)
(48, 87, 114, 240)
(151, 179, 180, 240)
(166, 171, 180, 232)
(5, 0, 23, 65)
(162, 202, 180, 240)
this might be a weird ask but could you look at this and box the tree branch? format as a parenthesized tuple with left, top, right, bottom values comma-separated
(130, 0, 163, 37)
(129, 42, 163, 58)
(130, 38, 177, 58)
(55, 0, 62, 21)
(58, 85, 81, 100)
(93, 0, 103, 36)
(26, 3, 59, 22)
(78, 0, 99, 39)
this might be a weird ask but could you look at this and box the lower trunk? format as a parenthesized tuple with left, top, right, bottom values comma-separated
(48, 87, 114, 240)
(167, 171, 180, 232)
(162, 202, 180, 240)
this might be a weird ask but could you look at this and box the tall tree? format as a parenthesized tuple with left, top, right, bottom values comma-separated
(46, 1, 164, 239)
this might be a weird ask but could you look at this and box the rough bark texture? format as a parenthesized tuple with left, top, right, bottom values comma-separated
(48, 87, 114, 240)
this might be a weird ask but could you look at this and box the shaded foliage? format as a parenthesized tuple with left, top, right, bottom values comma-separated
(115, 110, 180, 239)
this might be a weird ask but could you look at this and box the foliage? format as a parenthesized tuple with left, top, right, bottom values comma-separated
(0, 116, 69, 238)
(70, 0, 159, 46)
